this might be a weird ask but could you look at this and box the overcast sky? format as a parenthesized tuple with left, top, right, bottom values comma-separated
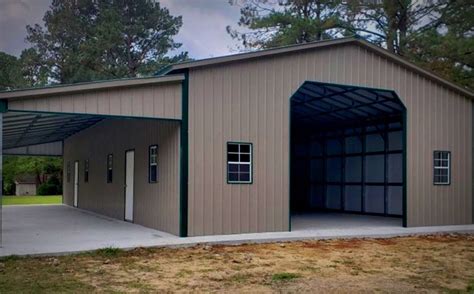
(0, 0, 242, 59)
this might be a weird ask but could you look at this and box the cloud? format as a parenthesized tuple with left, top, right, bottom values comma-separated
(0, 0, 242, 59)
(0, 0, 51, 56)
(160, 0, 242, 58)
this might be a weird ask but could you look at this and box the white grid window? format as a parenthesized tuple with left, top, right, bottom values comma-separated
(149, 145, 158, 183)
(84, 159, 89, 183)
(227, 142, 252, 184)
(66, 162, 71, 183)
(434, 151, 450, 185)
(107, 154, 113, 183)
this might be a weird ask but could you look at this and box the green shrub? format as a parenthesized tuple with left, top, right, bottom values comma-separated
(48, 176, 61, 187)
(271, 272, 300, 281)
(37, 176, 62, 195)
(0, 255, 21, 262)
(94, 247, 123, 257)
(3, 181, 15, 195)
(37, 183, 55, 195)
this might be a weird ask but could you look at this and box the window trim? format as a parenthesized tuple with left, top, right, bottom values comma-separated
(107, 154, 113, 183)
(148, 145, 158, 183)
(84, 159, 89, 183)
(226, 141, 253, 184)
(433, 150, 451, 185)
(66, 161, 71, 183)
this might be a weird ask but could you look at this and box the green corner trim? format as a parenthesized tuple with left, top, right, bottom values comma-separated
(0, 100, 8, 113)
(288, 97, 292, 232)
(155, 65, 173, 76)
(179, 70, 189, 237)
(402, 108, 408, 228)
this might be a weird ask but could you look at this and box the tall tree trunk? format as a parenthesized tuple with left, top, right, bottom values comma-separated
(316, 1, 322, 40)
(386, 29, 396, 53)
(36, 172, 42, 186)
(383, 0, 399, 53)
(398, 5, 409, 56)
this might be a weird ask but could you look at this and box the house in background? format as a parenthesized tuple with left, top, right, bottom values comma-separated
(14, 175, 37, 196)
(0, 37, 473, 238)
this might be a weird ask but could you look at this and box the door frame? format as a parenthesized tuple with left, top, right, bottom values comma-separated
(123, 149, 135, 222)
(288, 81, 408, 230)
(73, 160, 79, 207)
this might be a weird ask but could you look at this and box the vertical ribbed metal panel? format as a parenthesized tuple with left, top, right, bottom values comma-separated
(8, 83, 182, 120)
(188, 43, 472, 236)
(63, 119, 180, 235)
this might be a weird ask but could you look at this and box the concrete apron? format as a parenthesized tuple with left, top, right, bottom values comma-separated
(1, 205, 474, 257)
(2, 225, 474, 258)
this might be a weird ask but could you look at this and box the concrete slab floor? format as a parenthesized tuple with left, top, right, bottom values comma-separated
(1, 205, 473, 257)
(291, 212, 403, 231)
(0, 205, 177, 257)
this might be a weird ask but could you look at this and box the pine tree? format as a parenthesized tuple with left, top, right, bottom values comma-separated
(25, 0, 187, 84)
(0, 52, 26, 90)
(406, 0, 474, 90)
(228, 0, 349, 49)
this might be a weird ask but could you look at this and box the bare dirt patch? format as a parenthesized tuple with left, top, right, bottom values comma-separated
(1, 234, 474, 293)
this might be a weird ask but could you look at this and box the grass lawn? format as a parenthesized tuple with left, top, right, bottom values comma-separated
(1, 234, 474, 293)
(1, 195, 62, 206)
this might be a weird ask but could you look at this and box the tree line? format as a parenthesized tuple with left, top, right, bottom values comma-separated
(0, 0, 187, 89)
(1, 0, 472, 91)
(228, 0, 473, 90)
(3, 156, 62, 195)
(0, 0, 471, 194)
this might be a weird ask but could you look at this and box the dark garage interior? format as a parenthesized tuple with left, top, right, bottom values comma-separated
(290, 81, 406, 229)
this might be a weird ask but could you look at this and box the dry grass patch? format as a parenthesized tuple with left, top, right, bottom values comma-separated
(1, 234, 474, 293)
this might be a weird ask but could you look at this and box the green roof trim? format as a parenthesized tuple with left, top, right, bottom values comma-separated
(0, 75, 184, 100)
(164, 37, 473, 99)
(154, 65, 173, 76)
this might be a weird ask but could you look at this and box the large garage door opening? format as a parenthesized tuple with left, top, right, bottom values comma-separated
(290, 81, 406, 230)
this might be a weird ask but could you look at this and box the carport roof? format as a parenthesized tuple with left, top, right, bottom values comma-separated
(3, 112, 104, 149)
(0, 75, 185, 150)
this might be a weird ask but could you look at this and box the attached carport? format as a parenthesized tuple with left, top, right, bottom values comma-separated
(1, 74, 184, 155)
(290, 81, 406, 230)
(0, 75, 186, 249)
(3, 113, 103, 151)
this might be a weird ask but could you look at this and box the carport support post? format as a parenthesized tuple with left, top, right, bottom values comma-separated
(0, 100, 6, 246)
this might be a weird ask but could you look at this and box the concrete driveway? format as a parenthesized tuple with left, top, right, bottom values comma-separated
(2, 205, 474, 257)
(0, 205, 177, 256)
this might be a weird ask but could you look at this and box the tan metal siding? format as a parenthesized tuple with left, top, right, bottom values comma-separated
(8, 83, 182, 120)
(63, 119, 180, 235)
(188, 43, 472, 236)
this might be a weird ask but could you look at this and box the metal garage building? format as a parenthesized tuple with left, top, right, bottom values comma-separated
(0, 37, 473, 238)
